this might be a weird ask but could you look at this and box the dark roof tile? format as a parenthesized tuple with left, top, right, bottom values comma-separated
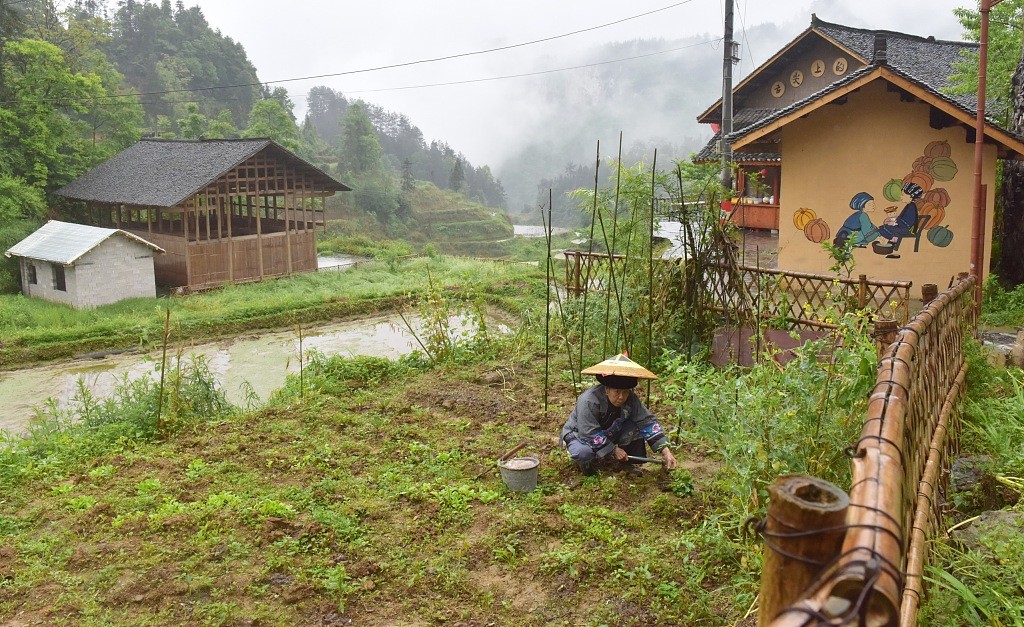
(57, 138, 350, 206)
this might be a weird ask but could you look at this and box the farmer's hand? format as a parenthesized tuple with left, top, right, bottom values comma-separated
(661, 448, 678, 470)
(613, 446, 628, 462)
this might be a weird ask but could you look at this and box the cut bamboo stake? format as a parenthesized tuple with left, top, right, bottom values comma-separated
(543, 191, 552, 422)
(758, 474, 849, 626)
(646, 150, 657, 405)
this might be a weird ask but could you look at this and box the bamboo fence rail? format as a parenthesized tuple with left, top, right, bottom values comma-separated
(705, 263, 912, 330)
(766, 274, 977, 626)
(562, 251, 912, 330)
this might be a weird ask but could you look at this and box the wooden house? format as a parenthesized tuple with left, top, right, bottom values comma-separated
(56, 138, 350, 291)
(5, 220, 164, 308)
(696, 16, 1024, 288)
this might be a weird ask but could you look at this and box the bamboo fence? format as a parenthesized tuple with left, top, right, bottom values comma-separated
(705, 264, 912, 330)
(562, 251, 911, 329)
(765, 274, 977, 626)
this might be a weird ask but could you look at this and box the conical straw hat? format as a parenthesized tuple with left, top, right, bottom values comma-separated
(581, 353, 657, 380)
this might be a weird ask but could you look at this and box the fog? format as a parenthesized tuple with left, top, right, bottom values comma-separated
(191, 0, 971, 209)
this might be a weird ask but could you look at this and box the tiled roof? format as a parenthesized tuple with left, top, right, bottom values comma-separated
(700, 16, 1022, 155)
(693, 107, 783, 162)
(5, 220, 165, 265)
(57, 138, 350, 207)
(813, 17, 978, 111)
(726, 63, 1024, 147)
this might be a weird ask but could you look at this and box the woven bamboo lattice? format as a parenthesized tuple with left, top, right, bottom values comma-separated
(706, 263, 912, 330)
(768, 275, 977, 626)
(563, 250, 628, 297)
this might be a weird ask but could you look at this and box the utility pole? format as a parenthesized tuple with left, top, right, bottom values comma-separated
(721, 0, 738, 190)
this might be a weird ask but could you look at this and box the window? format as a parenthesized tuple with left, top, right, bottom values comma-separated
(52, 265, 66, 291)
(27, 264, 37, 285)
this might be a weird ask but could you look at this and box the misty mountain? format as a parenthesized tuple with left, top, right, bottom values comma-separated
(497, 25, 790, 226)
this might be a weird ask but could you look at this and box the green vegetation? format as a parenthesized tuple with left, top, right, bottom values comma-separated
(0, 285, 878, 625)
(982, 274, 1024, 327)
(0, 256, 543, 369)
(918, 345, 1024, 625)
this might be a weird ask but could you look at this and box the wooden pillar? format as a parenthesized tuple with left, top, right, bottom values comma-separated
(253, 195, 264, 279)
(226, 194, 234, 283)
(182, 207, 192, 288)
(147, 207, 152, 233)
(214, 195, 222, 241)
(758, 475, 849, 626)
(282, 194, 292, 274)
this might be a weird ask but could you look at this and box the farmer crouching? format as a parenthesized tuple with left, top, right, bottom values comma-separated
(560, 355, 678, 476)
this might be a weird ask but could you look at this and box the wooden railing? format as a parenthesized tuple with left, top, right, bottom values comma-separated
(764, 275, 977, 626)
(706, 263, 912, 329)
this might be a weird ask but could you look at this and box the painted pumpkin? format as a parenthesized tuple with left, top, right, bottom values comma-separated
(930, 156, 958, 182)
(793, 207, 816, 230)
(883, 178, 904, 202)
(918, 201, 946, 230)
(903, 171, 934, 192)
(927, 225, 954, 248)
(923, 188, 951, 209)
(804, 218, 830, 243)
(912, 155, 933, 173)
(924, 140, 952, 158)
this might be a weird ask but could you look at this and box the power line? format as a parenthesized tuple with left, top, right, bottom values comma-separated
(94, 38, 721, 108)
(0, 0, 705, 105)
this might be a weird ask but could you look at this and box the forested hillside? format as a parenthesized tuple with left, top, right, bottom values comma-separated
(0, 0, 511, 292)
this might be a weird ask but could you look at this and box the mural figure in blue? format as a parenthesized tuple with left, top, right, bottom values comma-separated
(875, 182, 924, 259)
(834, 192, 881, 248)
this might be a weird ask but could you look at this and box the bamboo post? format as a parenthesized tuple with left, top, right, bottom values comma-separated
(921, 283, 938, 305)
(758, 474, 849, 626)
(874, 318, 899, 358)
(857, 274, 868, 309)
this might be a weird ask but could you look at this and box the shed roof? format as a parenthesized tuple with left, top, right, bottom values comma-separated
(56, 138, 350, 207)
(5, 220, 165, 265)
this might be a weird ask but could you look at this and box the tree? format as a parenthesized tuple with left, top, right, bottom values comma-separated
(449, 158, 465, 193)
(338, 102, 383, 176)
(206, 109, 238, 139)
(950, 2, 1024, 124)
(0, 38, 103, 190)
(242, 98, 300, 152)
(176, 101, 207, 138)
(401, 158, 415, 192)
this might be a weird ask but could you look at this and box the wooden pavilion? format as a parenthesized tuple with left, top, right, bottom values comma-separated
(56, 138, 350, 291)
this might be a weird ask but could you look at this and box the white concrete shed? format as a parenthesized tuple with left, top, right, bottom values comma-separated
(5, 220, 165, 308)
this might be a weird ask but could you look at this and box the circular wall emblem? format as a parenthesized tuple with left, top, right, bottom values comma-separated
(811, 59, 826, 77)
(790, 70, 804, 88)
(771, 81, 785, 98)
(833, 57, 848, 75)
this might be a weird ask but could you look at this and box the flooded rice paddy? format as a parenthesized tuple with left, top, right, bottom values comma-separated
(0, 313, 490, 436)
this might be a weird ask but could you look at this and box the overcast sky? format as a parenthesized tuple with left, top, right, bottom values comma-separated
(195, 0, 972, 166)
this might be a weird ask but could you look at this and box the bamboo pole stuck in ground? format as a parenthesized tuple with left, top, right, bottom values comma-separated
(758, 474, 849, 626)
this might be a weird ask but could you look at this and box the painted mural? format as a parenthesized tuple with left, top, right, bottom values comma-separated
(792, 140, 958, 259)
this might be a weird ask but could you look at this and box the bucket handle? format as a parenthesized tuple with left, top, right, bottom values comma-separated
(498, 441, 528, 463)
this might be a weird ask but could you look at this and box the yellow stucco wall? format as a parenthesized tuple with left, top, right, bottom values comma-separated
(777, 80, 997, 290)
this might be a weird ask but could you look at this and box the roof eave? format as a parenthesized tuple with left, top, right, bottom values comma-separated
(728, 66, 1024, 159)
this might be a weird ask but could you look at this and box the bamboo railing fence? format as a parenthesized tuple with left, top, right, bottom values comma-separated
(765, 274, 977, 626)
(562, 250, 912, 329)
(706, 264, 912, 330)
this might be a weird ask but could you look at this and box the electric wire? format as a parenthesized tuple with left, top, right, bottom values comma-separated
(34, 36, 720, 108)
(0, 0, 708, 106)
